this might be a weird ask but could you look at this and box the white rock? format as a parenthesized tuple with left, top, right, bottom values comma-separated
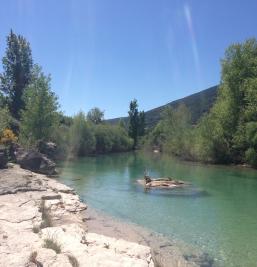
(0, 165, 154, 267)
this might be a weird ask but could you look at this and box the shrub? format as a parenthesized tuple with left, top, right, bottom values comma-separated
(28, 251, 38, 263)
(27, 251, 43, 267)
(0, 128, 18, 145)
(0, 107, 12, 134)
(245, 147, 257, 168)
(32, 225, 40, 233)
(67, 254, 80, 267)
(69, 112, 96, 156)
(94, 124, 133, 153)
(43, 237, 61, 254)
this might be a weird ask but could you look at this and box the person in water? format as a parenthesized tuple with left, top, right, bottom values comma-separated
(144, 170, 152, 184)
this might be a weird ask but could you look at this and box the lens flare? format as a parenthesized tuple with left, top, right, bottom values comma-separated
(184, 3, 202, 87)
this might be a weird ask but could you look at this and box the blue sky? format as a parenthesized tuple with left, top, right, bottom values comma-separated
(1, 0, 257, 119)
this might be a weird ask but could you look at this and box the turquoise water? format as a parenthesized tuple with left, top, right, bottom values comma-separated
(58, 152, 257, 267)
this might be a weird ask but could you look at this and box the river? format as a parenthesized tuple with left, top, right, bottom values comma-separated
(58, 151, 257, 267)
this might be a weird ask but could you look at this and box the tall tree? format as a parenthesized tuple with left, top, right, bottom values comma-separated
(128, 99, 139, 149)
(128, 99, 145, 149)
(0, 30, 33, 120)
(159, 104, 192, 157)
(20, 65, 59, 146)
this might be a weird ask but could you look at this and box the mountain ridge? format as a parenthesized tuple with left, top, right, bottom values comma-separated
(107, 85, 219, 129)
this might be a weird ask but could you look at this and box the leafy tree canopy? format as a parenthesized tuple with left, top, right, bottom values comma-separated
(87, 107, 104, 124)
(20, 65, 59, 146)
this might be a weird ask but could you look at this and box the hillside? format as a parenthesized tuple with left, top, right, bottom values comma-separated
(107, 85, 218, 129)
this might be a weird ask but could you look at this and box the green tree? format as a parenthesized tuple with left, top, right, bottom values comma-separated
(69, 111, 95, 156)
(128, 99, 145, 149)
(192, 39, 257, 165)
(118, 118, 127, 129)
(160, 104, 192, 158)
(212, 39, 257, 163)
(0, 30, 33, 120)
(87, 107, 104, 124)
(20, 66, 59, 146)
(111, 126, 133, 152)
(94, 124, 114, 153)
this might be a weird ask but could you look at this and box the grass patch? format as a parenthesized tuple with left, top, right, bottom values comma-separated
(32, 225, 40, 233)
(43, 237, 61, 254)
(103, 243, 110, 249)
(27, 251, 43, 267)
(67, 254, 80, 267)
(28, 251, 38, 263)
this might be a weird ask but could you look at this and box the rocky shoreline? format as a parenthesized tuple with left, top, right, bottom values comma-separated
(0, 165, 153, 267)
(0, 164, 214, 267)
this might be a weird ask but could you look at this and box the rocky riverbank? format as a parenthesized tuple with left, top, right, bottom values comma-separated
(0, 165, 153, 267)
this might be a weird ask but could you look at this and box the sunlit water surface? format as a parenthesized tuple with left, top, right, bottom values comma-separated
(58, 152, 257, 267)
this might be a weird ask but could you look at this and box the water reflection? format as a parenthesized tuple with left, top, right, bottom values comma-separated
(141, 188, 210, 198)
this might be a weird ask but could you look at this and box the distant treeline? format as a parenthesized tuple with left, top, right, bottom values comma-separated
(144, 39, 257, 168)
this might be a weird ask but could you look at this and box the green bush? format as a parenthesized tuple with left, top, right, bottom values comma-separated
(43, 237, 61, 254)
(245, 148, 257, 168)
(69, 112, 96, 156)
(94, 124, 133, 153)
